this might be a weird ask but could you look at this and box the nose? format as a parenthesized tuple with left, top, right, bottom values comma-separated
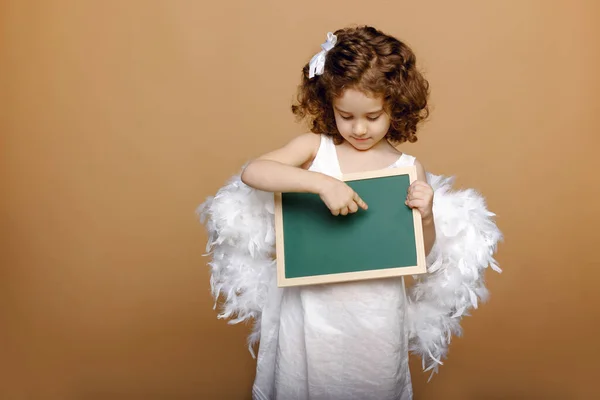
(352, 121, 367, 136)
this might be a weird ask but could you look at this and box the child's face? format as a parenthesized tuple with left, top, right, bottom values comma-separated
(332, 88, 391, 150)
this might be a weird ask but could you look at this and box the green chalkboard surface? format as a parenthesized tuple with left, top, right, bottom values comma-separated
(274, 166, 427, 287)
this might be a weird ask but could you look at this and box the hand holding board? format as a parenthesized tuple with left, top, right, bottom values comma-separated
(274, 166, 427, 287)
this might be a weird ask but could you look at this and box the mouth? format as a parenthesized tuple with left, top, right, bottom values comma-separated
(352, 137, 370, 142)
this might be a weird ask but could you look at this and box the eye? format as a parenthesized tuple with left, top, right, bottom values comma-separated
(340, 115, 353, 120)
(367, 115, 381, 121)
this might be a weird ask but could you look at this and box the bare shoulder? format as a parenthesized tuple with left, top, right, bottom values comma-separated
(286, 132, 321, 152)
(256, 133, 321, 167)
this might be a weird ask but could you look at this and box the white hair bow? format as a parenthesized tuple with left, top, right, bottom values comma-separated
(308, 32, 337, 78)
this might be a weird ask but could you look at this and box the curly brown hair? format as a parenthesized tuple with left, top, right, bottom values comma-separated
(291, 25, 429, 145)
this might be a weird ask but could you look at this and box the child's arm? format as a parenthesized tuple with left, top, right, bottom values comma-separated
(406, 160, 436, 255)
(241, 134, 324, 193)
(241, 133, 368, 216)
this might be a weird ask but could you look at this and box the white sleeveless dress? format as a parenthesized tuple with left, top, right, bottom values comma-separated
(252, 135, 416, 400)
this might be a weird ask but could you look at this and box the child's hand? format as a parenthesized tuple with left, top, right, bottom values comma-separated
(317, 176, 368, 216)
(405, 180, 434, 222)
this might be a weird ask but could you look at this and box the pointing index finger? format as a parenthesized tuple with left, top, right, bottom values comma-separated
(353, 192, 368, 210)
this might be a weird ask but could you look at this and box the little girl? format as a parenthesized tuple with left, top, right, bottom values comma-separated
(241, 26, 433, 400)
(200, 25, 502, 400)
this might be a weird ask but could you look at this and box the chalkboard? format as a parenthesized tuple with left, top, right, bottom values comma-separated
(274, 166, 427, 287)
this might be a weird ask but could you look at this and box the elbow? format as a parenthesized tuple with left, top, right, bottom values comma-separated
(240, 165, 250, 185)
(240, 161, 256, 186)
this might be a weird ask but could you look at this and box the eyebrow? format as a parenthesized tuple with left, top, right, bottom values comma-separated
(334, 106, 383, 115)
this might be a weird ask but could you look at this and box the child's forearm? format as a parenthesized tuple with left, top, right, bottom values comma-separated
(241, 160, 327, 194)
(422, 217, 436, 256)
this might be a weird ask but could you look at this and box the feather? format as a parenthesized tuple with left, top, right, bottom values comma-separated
(405, 172, 502, 375)
(197, 170, 502, 375)
(196, 174, 277, 357)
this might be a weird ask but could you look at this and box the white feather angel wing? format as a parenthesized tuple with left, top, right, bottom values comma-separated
(197, 175, 277, 353)
(405, 173, 502, 378)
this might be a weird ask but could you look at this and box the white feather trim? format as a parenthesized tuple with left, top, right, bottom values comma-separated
(196, 174, 277, 356)
(405, 173, 503, 378)
(197, 172, 502, 374)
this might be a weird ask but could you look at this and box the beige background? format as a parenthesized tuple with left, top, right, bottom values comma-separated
(2, 0, 599, 399)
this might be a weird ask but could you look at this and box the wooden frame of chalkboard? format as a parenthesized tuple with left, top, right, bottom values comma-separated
(274, 166, 427, 287)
